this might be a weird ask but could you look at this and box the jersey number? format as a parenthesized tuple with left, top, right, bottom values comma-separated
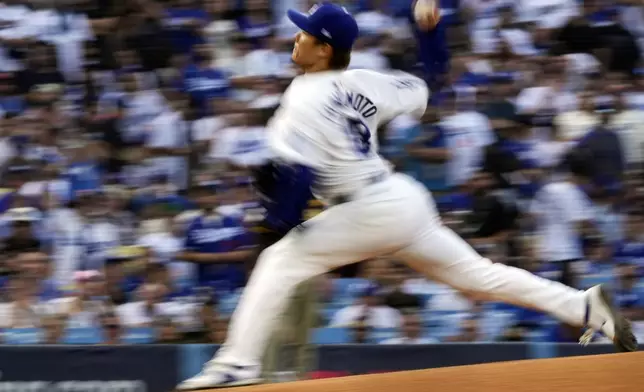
(346, 118, 371, 156)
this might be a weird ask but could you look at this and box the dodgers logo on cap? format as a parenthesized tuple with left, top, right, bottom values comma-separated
(287, 2, 360, 50)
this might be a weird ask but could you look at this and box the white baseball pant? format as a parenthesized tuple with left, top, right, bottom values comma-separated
(214, 173, 587, 366)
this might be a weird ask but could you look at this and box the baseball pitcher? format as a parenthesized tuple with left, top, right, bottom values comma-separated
(177, 2, 636, 390)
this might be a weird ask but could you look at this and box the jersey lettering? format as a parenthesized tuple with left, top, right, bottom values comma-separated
(345, 92, 377, 118)
(329, 83, 378, 119)
(347, 118, 371, 156)
(190, 227, 245, 244)
(326, 83, 377, 156)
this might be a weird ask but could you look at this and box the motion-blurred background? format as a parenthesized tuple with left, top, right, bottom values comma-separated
(0, 0, 642, 354)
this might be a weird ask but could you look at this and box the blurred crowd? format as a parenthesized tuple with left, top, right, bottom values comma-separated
(0, 0, 643, 345)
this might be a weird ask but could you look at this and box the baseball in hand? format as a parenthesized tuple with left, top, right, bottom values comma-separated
(413, 0, 441, 31)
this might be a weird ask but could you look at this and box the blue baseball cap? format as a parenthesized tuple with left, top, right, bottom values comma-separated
(287, 2, 359, 51)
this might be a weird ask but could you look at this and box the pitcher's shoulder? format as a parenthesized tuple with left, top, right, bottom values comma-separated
(283, 74, 339, 104)
(342, 68, 426, 89)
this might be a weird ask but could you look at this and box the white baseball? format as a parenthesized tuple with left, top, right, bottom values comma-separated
(413, 0, 441, 31)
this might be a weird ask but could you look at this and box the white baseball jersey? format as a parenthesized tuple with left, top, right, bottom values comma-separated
(267, 69, 429, 201)
(439, 111, 495, 187)
(530, 181, 593, 261)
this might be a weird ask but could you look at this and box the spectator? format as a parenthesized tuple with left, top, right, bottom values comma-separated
(380, 313, 437, 344)
(330, 284, 402, 329)
(104, 256, 138, 306)
(116, 282, 165, 327)
(78, 193, 122, 271)
(119, 0, 173, 71)
(16, 43, 65, 95)
(18, 251, 59, 301)
(615, 263, 644, 321)
(577, 111, 626, 188)
(529, 150, 596, 288)
(0, 274, 50, 329)
(41, 313, 67, 344)
(463, 171, 519, 248)
(155, 315, 183, 343)
(499, 320, 536, 342)
(65, 143, 103, 196)
(480, 76, 517, 124)
(436, 90, 495, 189)
(447, 316, 480, 342)
(105, 187, 137, 246)
(82, 101, 124, 175)
(349, 318, 370, 344)
(164, 0, 209, 56)
(482, 121, 541, 204)
(403, 110, 449, 192)
(117, 282, 193, 328)
(143, 96, 191, 190)
(177, 183, 253, 294)
(45, 0, 95, 83)
(99, 311, 123, 345)
(137, 218, 183, 267)
(210, 106, 270, 170)
(610, 93, 644, 169)
(181, 294, 218, 343)
(613, 213, 644, 270)
(553, 92, 599, 142)
(183, 44, 231, 117)
(209, 315, 229, 344)
(534, 120, 576, 171)
(2, 207, 42, 262)
(348, 37, 389, 70)
(242, 33, 291, 78)
(115, 72, 165, 168)
(379, 262, 422, 311)
(54, 270, 112, 328)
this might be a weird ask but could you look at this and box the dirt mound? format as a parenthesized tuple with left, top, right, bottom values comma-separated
(212, 352, 643, 392)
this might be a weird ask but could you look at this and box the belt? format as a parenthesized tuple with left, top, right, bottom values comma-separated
(329, 172, 389, 206)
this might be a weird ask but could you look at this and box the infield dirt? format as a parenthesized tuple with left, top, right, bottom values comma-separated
(206, 352, 644, 392)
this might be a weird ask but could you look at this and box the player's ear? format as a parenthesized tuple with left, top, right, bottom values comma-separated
(318, 42, 333, 60)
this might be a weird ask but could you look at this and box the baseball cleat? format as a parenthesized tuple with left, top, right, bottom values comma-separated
(175, 363, 262, 390)
(580, 285, 638, 352)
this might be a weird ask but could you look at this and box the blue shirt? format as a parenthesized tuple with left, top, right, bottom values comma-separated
(183, 215, 250, 293)
(130, 193, 195, 215)
(236, 17, 272, 47)
(614, 239, 644, 267)
(0, 96, 25, 116)
(183, 65, 230, 115)
(498, 139, 539, 198)
(165, 8, 207, 54)
(66, 161, 102, 197)
(578, 128, 625, 188)
(403, 124, 448, 191)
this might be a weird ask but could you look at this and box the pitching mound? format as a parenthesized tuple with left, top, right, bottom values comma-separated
(214, 352, 644, 392)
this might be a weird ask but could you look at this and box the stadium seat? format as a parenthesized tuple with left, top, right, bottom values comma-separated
(63, 327, 103, 344)
(219, 291, 242, 315)
(122, 327, 156, 344)
(3, 328, 43, 345)
(331, 278, 372, 306)
(320, 306, 342, 324)
(579, 273, 614, 289)
(479, 310, 516, 341)
(310, 327, 350, 344)
(368, 328, 399, 343)
(425, 310, 469, 340)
